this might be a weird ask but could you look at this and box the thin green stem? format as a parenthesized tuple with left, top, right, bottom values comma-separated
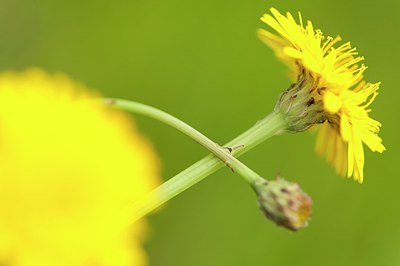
(106, 98, 263, 183)
(104, 98, 288, 221)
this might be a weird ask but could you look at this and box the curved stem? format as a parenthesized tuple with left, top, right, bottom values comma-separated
(106, 98, 263, 183)
(104, 98, 288, 221)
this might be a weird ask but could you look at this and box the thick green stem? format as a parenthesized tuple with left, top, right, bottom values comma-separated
(105, 99, 288, 221)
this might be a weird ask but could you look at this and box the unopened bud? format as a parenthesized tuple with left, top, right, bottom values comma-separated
(254, 176, 312, 231)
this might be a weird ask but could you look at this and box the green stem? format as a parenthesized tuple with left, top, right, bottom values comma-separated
(105, 98, 288, 221)
(106, 99, 263, 183)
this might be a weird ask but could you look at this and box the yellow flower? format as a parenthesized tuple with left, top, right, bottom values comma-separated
(0, 69, 160, 265)
(258, 8, 385, 182)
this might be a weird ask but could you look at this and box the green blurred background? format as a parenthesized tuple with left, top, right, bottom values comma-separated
(1, 0, 399, 265)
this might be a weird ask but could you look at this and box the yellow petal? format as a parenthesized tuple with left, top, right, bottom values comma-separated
(340, 115, 351, 141)
(323, 91, 342, 113)
(283, 47, 304, 59)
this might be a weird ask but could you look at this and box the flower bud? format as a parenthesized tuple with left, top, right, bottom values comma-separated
(254, 176, 312, 231)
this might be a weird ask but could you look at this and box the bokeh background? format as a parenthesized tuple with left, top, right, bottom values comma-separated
(1, 0, 399, 265)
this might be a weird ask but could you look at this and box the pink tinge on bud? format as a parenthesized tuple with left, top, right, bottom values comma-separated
(254, 177, 312, 231)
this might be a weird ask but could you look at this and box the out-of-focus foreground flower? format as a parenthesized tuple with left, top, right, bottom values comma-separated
(0, 69, 160, 266)
(258, 8, 385, 182)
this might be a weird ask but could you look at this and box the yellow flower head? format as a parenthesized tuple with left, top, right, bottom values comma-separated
(0, 69, 160, 265)
(258, 8, 385, 182)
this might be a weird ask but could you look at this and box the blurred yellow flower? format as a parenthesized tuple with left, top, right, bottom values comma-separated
(0, 69, 160, 266)
(258, 8, 385, 182)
